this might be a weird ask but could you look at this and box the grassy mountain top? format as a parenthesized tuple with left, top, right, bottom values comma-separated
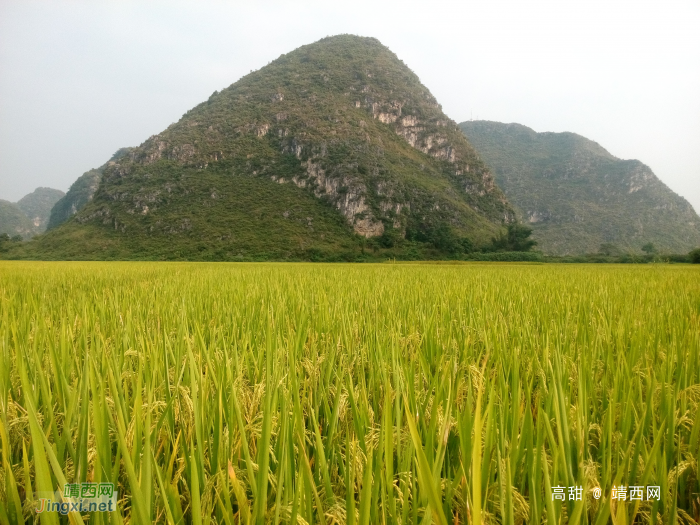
(460, 120, 700, 255)
(15, 35, 514, 261)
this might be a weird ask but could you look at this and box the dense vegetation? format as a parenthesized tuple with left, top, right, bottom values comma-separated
(490, 224, 537, 252)
(690, 248, 700, 264)
(0, 262, 698, 524)
(17, 36, 514, 261)
(14, 167, 364, 261)
(459, 121, 700, 256)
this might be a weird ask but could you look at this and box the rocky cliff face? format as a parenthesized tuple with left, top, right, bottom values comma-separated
(460, 120, 700, 255)
(29, 36, 515, 260)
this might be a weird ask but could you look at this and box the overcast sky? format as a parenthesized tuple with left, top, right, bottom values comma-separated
(1, 0, 699, 212)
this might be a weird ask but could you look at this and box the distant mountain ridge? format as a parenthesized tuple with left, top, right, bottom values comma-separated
(459, 121, 700, 255)
(0, 200, 34, 238)
(0, 187, 64, 239)
(18, 187, 66, 232)
(18, 35, 515, 261)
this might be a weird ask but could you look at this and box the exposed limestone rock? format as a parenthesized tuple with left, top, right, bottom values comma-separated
(527, 210, 551, 223)
(628, 165, 654, 193)
(401, 115, 418, 127)
(377, 113, 398, 124)
(303, 160, 384, 237)
(171, 144, 196, 161)
(276, 158, 385, 237)
(353, 217, 384, 237)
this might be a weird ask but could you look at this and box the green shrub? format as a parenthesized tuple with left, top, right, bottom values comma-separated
(490, 223, 537, 252)
(641, 242, 656, 254)
(690, 248, 700, 264)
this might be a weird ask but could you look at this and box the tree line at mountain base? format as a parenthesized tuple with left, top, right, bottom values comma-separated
(2, 228, 699, 263)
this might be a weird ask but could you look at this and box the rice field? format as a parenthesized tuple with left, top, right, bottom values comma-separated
(0, 261, 699, 524)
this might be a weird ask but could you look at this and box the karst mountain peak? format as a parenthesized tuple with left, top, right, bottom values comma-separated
(17, 35, 517, 260)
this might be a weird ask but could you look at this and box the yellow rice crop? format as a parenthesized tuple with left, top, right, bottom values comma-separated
(0, 261, 698, 524)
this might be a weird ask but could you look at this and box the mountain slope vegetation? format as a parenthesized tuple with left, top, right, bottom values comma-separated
(18, 35, 514, 261)
(47, 148, 133, 230)
(460, 120, 700, 255)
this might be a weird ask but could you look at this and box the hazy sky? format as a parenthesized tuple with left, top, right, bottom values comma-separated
(1, 0, 699, 212)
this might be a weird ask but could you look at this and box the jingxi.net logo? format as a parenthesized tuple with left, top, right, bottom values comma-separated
(35, 483, 118, 515)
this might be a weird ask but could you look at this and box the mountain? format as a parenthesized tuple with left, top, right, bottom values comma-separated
(0, 187, 64, 239)
(0, 200, 34, 238)
(20, 35, 513, 261)
(16, 187, 65, 232)
(459, 121, 700, 255)
(47, 148, 133, 230)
